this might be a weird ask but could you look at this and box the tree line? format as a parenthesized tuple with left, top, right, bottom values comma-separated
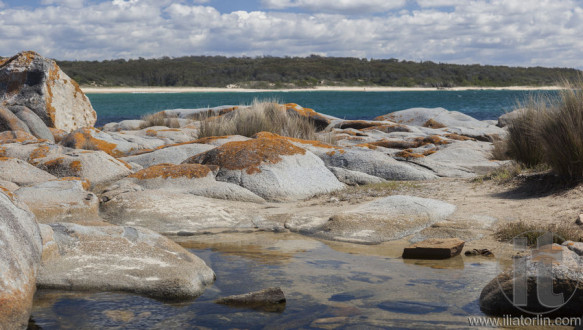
(16, 55, 583, 88)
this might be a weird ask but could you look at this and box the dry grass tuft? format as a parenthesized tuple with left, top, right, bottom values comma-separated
(495, 221, 583, 246)
(197, 99, 320, 140)
(329, 181, 418, 203)
(141, 112, 181, 129)
(499, 78, 583, 180)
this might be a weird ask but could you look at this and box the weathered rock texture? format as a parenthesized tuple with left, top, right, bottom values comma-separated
(0, 190, 42, 329)
(0, 51, 96, 132)
(37, 223, 215, 300)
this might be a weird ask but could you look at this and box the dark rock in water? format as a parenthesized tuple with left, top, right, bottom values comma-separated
(464, 248, 494, 257)
(215, 287, 286, 312)
(480, 243, 583, 317)
(402, 238, 465, 259)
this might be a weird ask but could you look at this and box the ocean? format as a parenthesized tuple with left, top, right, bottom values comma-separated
(88, 89, 557, 126)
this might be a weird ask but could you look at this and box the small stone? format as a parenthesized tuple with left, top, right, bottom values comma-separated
(464, 248, 494, 257)
(402, 238, 465, 259)
(215, 287, 286, 312)
(576, 214, 583, 226)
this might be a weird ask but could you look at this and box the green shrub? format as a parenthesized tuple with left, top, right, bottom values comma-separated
(197, 99, 319, 140)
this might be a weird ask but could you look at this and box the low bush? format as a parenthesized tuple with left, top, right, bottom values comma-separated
(140, 112, 181, 129)
(495, 221, 583, 246)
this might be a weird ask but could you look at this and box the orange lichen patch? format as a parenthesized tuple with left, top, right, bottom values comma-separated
(45, 65, 60, 126)
(415, 135, 449, 146)
(423, 119, 446, 129)
(56, 177, 91, 190)
(0, 130, 37, 144)
(129, 163, 212, 180)
(0, 186, 15, 201)
(159, 129, 182, 132)
(253, 132, 343, 152)
(193, 136, 231, 144)
(61, 128, 122, 157)
(49, 127, 67, 143)
(334, 129, 367, 137)
(361, 124, 411, 133)
(444, 133, 475, 141)
(186, 134, 307, 175)
(0, 156, 12, 161)
(114, 157, 133, 170)
(145, 129, 158, 137)
(0, 146, 5, 157)
(396, 149, 425, 158)
(423, 149, 437, 156)
(69, 160, 82, 174)
(28, 145, 50, 165)
(0, 57, 8, 67)
(285, 103, 331, 129)
(355, 135, 449, 151)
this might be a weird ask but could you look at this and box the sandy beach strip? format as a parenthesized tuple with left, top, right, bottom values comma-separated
(81, 86, 563, 94)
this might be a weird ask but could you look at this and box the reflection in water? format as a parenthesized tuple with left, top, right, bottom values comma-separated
(31, 232, 499, 329)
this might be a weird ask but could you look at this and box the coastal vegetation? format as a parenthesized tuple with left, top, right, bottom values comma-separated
(495, 221, 583, 246)
(46, 55, 581, 88)
(499, 79, 583, 180)
(198, 100, 319, 140)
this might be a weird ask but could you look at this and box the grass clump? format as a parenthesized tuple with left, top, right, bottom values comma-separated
(197, 99, 319, 140)
(140, 112, 181, 129)
(473, 163, 523, 184)
(495, 221, 583, 246)
(497, 79, 583, 181)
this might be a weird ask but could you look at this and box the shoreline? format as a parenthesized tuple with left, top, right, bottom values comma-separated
(81, 85, 562, 94)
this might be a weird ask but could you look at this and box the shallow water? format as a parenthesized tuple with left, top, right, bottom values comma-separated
(30, 232, 499, 329)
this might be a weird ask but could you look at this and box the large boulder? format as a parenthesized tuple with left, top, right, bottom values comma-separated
(184, 132, 344, 201)
(37, 223, 215, 300)
(480, 243, 583, 317)
(125, 163, 265, 203)
(306, 195, 456, 244)
(33, 149, 133, 187)
(100, 189, 265, 234)
(0, 190, 42, 329)
(0, 51, 97, 132)
(14, 178, 99, 223)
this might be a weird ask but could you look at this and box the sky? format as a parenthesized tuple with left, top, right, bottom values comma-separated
(0, 0, 582, 68)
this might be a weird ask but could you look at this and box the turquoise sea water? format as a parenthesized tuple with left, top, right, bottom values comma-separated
(88, 90, 557, 126)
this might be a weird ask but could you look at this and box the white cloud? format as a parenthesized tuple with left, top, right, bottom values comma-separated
(0, 0, 581, 69)
(416, 0, 463, 7)
(41, 0, 85, 8)
(262, 0, 407, 14)
(0, 1, 4, 9)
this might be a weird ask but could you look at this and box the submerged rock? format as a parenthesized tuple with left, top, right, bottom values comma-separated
(0, 51, 97, 132)
(480, 243, 583, 317)
(37, 223, 215, 300)
(402, 238, 465, 259)
(0, 190, 42, 329)
(215, 287, 286, 312)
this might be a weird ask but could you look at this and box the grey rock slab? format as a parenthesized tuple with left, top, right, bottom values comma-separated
(9, 105, 55, 142)
(121, 143, 215, 167)
(37, 223, 215, 300)
(309, 195, 456, 244)
(328, 166, 386, 186)
(0, 190, 42, 329)
(0, 156, 57, 186)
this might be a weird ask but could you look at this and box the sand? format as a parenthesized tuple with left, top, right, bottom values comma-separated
(81, 86, 563, 94)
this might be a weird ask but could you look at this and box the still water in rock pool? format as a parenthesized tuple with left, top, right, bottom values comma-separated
(30, 232, 499, 329)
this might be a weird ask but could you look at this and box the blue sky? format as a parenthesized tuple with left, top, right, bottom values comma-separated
(0, 0, 582, 68)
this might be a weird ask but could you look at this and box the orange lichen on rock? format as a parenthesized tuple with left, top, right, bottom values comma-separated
(61, 128, 122, 157)
(253, 132, 343, 152)
(356, 135, 449, 151)
(49, 128, 68, 143)
(69, 160, 82, 174)
(57, 177, 91, 190)
(185, 133, 307, 175)
(338, 120, 382, 130)
(423, 119, 446, 129)
(0, 131, 37, 144)
(45, 66, 60, 126)
(129, 163, 213, 180)
(423, 149, 438, 156)
(395, 149, 425, 159)
(42, 157, 64, 169)
(415, 135, 449, 146)
(29, 145, 50, 164)
(0, 186, 15, 201)
(145, 129, 158, 137)
(444, 133, 474, 141)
